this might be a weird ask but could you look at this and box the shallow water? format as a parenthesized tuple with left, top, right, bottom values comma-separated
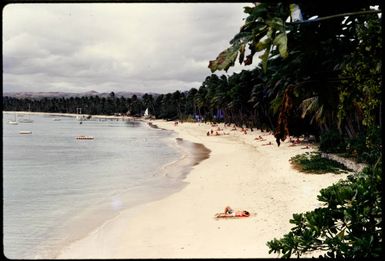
(3, 113, 204, 259)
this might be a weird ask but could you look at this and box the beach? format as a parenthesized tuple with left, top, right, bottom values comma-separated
(53, 119, 347, 258)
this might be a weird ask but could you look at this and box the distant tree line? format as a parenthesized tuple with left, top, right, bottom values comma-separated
(2, 70, 288, 131)
(1, 70, 319, 139)
(3, 92, 141, 116)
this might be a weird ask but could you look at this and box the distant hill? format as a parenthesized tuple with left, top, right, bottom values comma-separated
(3, 90, 159, 99)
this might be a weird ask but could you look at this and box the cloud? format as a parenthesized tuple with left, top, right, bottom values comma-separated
(3, 3, 254, 94)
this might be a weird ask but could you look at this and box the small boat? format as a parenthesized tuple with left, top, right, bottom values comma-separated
(19, 131, 32, 134)
(8, 113, 18, 125)
(53, 118, 61, 121)
(76, 135, 94, 140)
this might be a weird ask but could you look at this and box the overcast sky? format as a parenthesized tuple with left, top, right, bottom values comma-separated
(3, 3, 256, 94)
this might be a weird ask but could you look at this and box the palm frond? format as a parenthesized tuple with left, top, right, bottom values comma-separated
(300, 96, 319, 119)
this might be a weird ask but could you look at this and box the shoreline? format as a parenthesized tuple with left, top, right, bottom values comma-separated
(48, 120, 210, 259)
(55, 120, 348, 258)
(48, 119, 210, 259)
(144, 120, 211, 181)
(46, 133, 210, 259)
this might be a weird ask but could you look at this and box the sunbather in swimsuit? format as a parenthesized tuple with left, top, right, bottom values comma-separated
(215, 206, 250, 218)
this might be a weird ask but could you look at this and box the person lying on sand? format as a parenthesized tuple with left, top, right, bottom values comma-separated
(239, 128, 247, 135)
(255, 136, 266, 141)
(262, 141, 273, 146)
(293, 138, 301, 144)
(288, 137, 302, 146)
(215, 206, 250, 218)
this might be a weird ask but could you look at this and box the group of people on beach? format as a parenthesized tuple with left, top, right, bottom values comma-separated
(254, 134, 274, 146)
(229, 124, 250, 135)
(287, 137, 312, 149)
(206, 123, 255, 137)
(206, 124, 230, 136)
(167, 121, 315, 221)
(177, 120, 312, 149)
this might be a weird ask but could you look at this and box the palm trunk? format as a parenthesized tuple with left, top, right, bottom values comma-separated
(344, 124, 353, 139)
(379, 102, 382, 128)
(347, 118, 357, 138)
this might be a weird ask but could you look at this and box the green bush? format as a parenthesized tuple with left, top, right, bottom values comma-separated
(319, 130, 347, 153)
(346, 134, 367, 162)
(290, 152, 351, 174)
(362, 126, 382, 164)
(267, 159, 382, 258)
(346, 126, 382, 164)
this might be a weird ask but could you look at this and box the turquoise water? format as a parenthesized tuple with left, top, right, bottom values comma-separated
(2, 113, 189, 259)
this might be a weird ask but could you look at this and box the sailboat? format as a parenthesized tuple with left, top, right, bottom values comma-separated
(8, 113, 18, 125)
(144, 108, 150, 119)
(19, 105, 34, 123)
(76, 107, 85, 124)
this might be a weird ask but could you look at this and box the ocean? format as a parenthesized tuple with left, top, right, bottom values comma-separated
(2, 113, 206, 259)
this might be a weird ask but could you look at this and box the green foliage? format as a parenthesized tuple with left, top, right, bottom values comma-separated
(208, 1, 382, 148)
(319, 130, 347, 153)
(343, 126, 382, 164)
(338, 15, 382, 130)
(208, 2, 290, 73)
(345, 134, 368, 162)
(290, 152, 351, 174)
(361, 126, 382, 165)
(208, 43, 240, 73)
(267, 160, 382, 258)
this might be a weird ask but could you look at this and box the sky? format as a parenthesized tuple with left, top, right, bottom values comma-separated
(3, 3, 257, 94)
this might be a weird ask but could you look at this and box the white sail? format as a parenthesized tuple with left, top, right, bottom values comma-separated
(8, 113, 18, 125)
(144, 108, 149, 117)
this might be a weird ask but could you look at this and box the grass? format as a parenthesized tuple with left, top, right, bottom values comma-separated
(290, 152, 352, 174)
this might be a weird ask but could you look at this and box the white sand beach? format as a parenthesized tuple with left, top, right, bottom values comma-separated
(55, 120, 347, 258)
